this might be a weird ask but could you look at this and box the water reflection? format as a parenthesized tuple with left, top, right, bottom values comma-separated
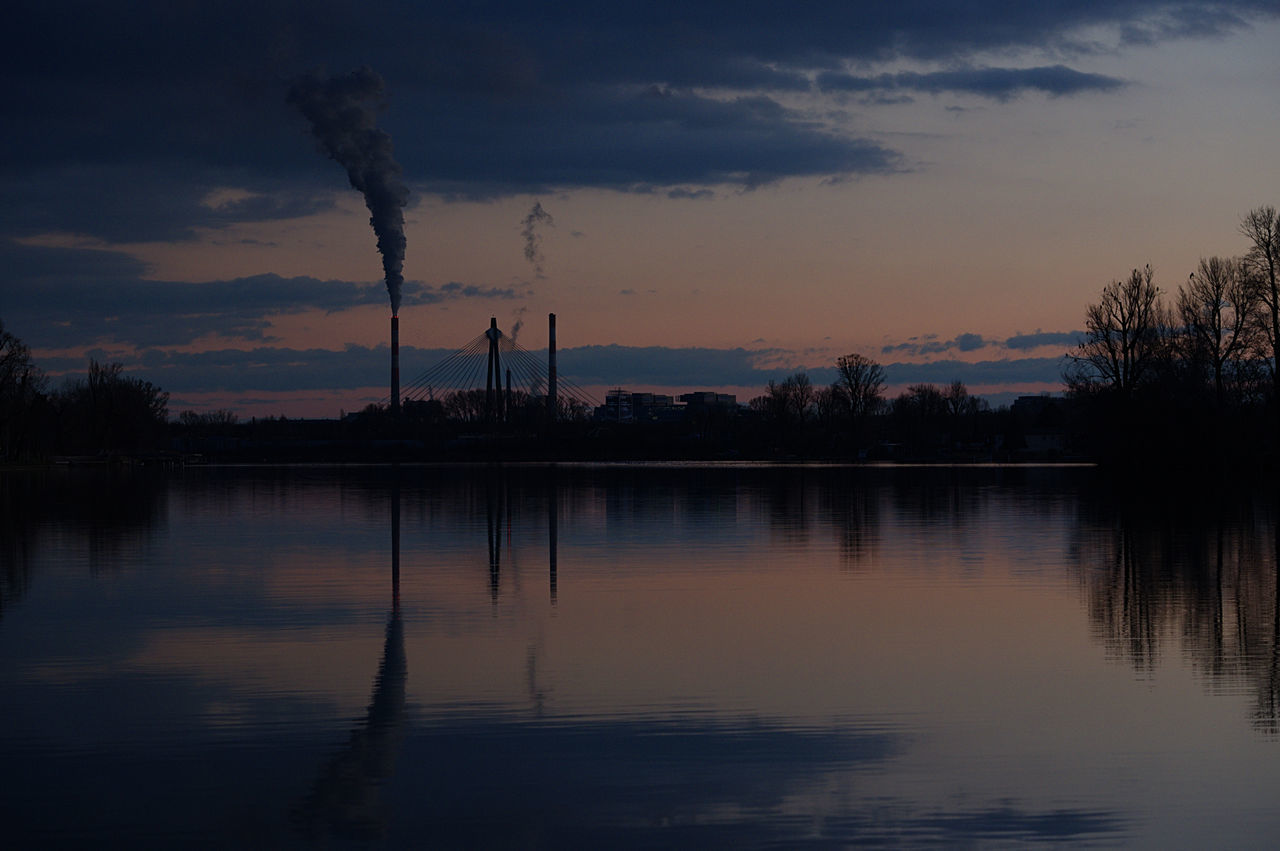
(5, 465, 1280, 845)
(549, 468, 558, 605)
(294, 480, 407, 840)
(0, 468, 168, 619)
(1071, 480, 1280, 732)
(486, 469, 504, 604)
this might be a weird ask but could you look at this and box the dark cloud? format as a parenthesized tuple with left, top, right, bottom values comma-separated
(818, 65, 1127, 101)
(437, 281, 526, 300)
(667, 187, 716, 200)
(885, 330, 1088, 355)
(413, 88, 901, 198)
(1004, 330, 1084, 350)
(880, 357, 1067, 388)
(32, 336, 1067, 402)
(0, 164, 336, 243)
(60, 344, 458, 393)
(0, 241, 522, 349)
(545, 345, 1065, 394)
(3, 1, 1272, 240)
(556, 345, 772, 386)
(882, 333, 991, 356)
(1120, 3, 1256, 43)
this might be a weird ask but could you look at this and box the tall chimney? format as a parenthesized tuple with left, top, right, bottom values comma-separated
(390, 315, 400, 415)
(548, 312, 557, 422)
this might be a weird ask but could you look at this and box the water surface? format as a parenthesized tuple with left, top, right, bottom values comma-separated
(2, 464, 1278, 847)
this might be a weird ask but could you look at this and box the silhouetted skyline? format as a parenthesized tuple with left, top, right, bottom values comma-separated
(2, 3, 1278, 417)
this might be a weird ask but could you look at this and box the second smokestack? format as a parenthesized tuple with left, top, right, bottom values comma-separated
(548, 312, 557, 422)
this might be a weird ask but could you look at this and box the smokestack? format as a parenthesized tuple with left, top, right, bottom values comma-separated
(548, 313, 557, 423)
(390, 315, 400, 415)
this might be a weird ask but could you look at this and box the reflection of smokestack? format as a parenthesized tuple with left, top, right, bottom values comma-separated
(291, 486, 407, 841)
(549, 471, 558, 605)
(392, 480, 400, 613)
(548, 313, 557, 422)
(390, 316, 400, 415)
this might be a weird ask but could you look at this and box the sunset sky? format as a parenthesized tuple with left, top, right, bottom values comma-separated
(3, 1, 1278, 416)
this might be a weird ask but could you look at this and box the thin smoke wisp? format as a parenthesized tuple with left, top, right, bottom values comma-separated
(521, 202, 554, 278)
(513, 202, 554, 340)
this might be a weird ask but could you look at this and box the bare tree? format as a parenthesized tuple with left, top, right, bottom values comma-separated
(1177, 256, 1258, 408)
(895, 384, 949, 419)
(753, 372, 814, 435)
(1067, 265, 1167, 397)
(783, 372, 814, 424)
(815, 385, 846, 429)
(1, 321, 47, 461)
(945, 380, 970, 417)
(1240, 206, 1280, 401)
(56, 360, 169, 452)
(835, 353, 886, 421)
(178, 409, 239, 428)
(444, 388, 487, 423)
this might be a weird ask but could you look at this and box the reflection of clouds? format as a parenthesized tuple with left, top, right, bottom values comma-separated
(120, 627, 389, 717)
(389, 714, 1126, 847)
(905, 806, 1127, 844)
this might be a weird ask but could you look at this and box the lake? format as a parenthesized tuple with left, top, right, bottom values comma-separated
(2, 463, 1279, 847)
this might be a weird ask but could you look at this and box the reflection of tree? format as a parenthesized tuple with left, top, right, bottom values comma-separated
(1072, 485, 1280, 731)
(759, 468, 814, 547)
(0, 469, 167, 618)
(822, 483, 881, 568)
(0, 528, 31, 622)
(1259, 525, 1280, 732)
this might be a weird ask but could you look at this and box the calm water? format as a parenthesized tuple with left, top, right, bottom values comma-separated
(2, 464, 1279, 848)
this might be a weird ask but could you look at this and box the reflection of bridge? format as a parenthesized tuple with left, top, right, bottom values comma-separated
(485, 470, 558, 606)
(295, 475, 559, 838)
(396, 314, 597, 423)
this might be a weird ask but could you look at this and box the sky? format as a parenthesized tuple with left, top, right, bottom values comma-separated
(3, 1, 1279, 417)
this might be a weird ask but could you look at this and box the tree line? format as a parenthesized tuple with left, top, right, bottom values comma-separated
(743, 357, 1024, 459)
(3, 203, 1276, 465)
(1064, 205, 1280, 465)
(0, 327, 169, 462)
(742, 204, 1280, 465)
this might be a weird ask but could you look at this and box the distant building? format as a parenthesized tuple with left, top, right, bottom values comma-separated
(679, 391, 737, 410)
(594, 389, 738, 423)
(597, 389, 677, 423)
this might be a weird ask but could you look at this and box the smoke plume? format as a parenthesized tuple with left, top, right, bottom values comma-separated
(509, 305, 528, 342)
(288, 68, 408, 316)
(521, 202, 554, 278)
(512, 202, 553, 342)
